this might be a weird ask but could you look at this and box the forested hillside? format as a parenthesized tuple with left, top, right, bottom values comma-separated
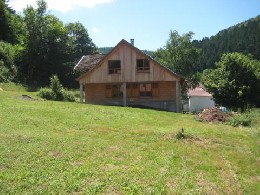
(99, 47, 154, 56)
(193, 15, 260, 71)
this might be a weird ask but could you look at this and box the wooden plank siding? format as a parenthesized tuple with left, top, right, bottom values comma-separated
(77, 39, 184, 112)
(79, 43, 179, 84)
(85, 81, 177, 111)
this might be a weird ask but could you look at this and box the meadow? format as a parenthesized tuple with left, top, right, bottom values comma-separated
(0, 84, 259, 194)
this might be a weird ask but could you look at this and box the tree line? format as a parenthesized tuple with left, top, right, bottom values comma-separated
(0, 0, 97, 88)
(1, 0, 259, 110)
(153, 16, 260, 110)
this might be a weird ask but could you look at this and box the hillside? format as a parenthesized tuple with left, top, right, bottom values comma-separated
(0, 89, 259, 194)
(99, 47, 154, 56)
(193, 15, 260, 70)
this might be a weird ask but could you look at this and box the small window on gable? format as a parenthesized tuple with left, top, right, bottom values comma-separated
(137, 59, 150, 72)
(108, 60, 121, 74)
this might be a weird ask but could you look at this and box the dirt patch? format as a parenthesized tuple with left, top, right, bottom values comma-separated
(0, 164, 9, 170)
(20, 94, 35, 100)
(102, 164, 129, 172)
(195, 172, 220, 193)
(70, 160, 84, 167)
(219, 156, 243, 194)
(17, 135, 33, 143)
(198, 108, 230, 122)
(48, 150, 62, 158)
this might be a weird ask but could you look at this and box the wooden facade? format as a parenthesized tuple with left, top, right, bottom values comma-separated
(75, 39, 184, 112)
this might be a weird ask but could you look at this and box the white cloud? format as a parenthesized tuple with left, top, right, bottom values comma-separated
(92, 27, 99, 34)
(9, 0, 115, 13)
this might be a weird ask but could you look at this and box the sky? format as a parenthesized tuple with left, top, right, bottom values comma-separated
(9, 0, 260, 51)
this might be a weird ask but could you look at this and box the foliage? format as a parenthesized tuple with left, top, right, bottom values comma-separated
(0, 90, 259, 194)
(175, 128, 186, 140)
(0, 41, 19, 82)
(38, 75, 75, 101)
(98, 47, 113, 54)
(38, 87, 53, 100)
(228, 108, 260, 127)
(0, 0, 16, 43)
(50, 75, 64, 100)
(65, 22, 97, 60)
(228, 114, 251, 127)
(154, 30, 201, 96)
(62, 90, 76, 102)
(13, 0, 96, 87)
(202, 53, 260, 110)
(193, 15, 260, 71)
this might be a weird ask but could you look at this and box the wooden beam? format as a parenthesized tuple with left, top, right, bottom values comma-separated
(176, 81, 180, 112)
(80, 84, 83, 103)
(123, 82, 127, 106)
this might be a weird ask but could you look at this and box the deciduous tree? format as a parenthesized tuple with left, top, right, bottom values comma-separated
(154, 30, 201, 95)
(202, 52, 260, 110)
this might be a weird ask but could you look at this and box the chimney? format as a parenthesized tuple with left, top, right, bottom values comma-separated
(130, 39, 134, 46)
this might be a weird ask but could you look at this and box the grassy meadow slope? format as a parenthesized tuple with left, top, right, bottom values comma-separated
(0, 89, 259, 194)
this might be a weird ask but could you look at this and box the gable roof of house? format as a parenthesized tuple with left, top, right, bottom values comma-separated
(74, 39, 184, 81)
(188, 84, 212, 97)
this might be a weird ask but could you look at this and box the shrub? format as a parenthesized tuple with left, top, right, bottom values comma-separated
(176, 128, 185, 140)
(63, 91, 76, 102)
(50, 75, 64, 100)
(228, 114, 252, 127)
(38, 75, 76, 102)
(38, 87, 54, 100)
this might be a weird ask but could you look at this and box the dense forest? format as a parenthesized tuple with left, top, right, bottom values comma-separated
(0, 0, 97, 88)
(193, 15, 260, 71)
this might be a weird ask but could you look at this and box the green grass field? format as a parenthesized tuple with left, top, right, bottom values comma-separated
(0, 89, 259, 194)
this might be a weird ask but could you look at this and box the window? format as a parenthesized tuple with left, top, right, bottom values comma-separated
(106, 84, 123, 97)
(139, 83, 152, 97)
(137, 59, 150, 72)
(108, 60, 121, 74)
(112, 84, 123, 97)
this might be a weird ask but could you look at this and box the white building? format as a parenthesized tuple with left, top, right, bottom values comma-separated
(187, 84, 215, 113)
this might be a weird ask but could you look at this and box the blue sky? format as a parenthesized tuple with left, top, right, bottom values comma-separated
(10, 0, 260, 50)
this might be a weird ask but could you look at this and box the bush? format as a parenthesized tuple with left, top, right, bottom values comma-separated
(63, 91, 76, 102)
(176, 128, 185, 140)
(38, 75, 76, 102)
(38, 87, 54, 100)
(50, 75, 64, 100)
(228, 114, 252, 127)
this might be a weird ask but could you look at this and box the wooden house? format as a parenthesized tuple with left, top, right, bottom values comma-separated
(74, 39, 184, 112)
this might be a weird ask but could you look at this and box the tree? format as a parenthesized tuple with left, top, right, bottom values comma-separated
(0, 0, 15, 42)
(22, 0, 70, 85)
(154, 30, 201, 95)
(202, 52, 260, 110)
(65, 22, 97, 61)
(0, 41, 18, 82)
